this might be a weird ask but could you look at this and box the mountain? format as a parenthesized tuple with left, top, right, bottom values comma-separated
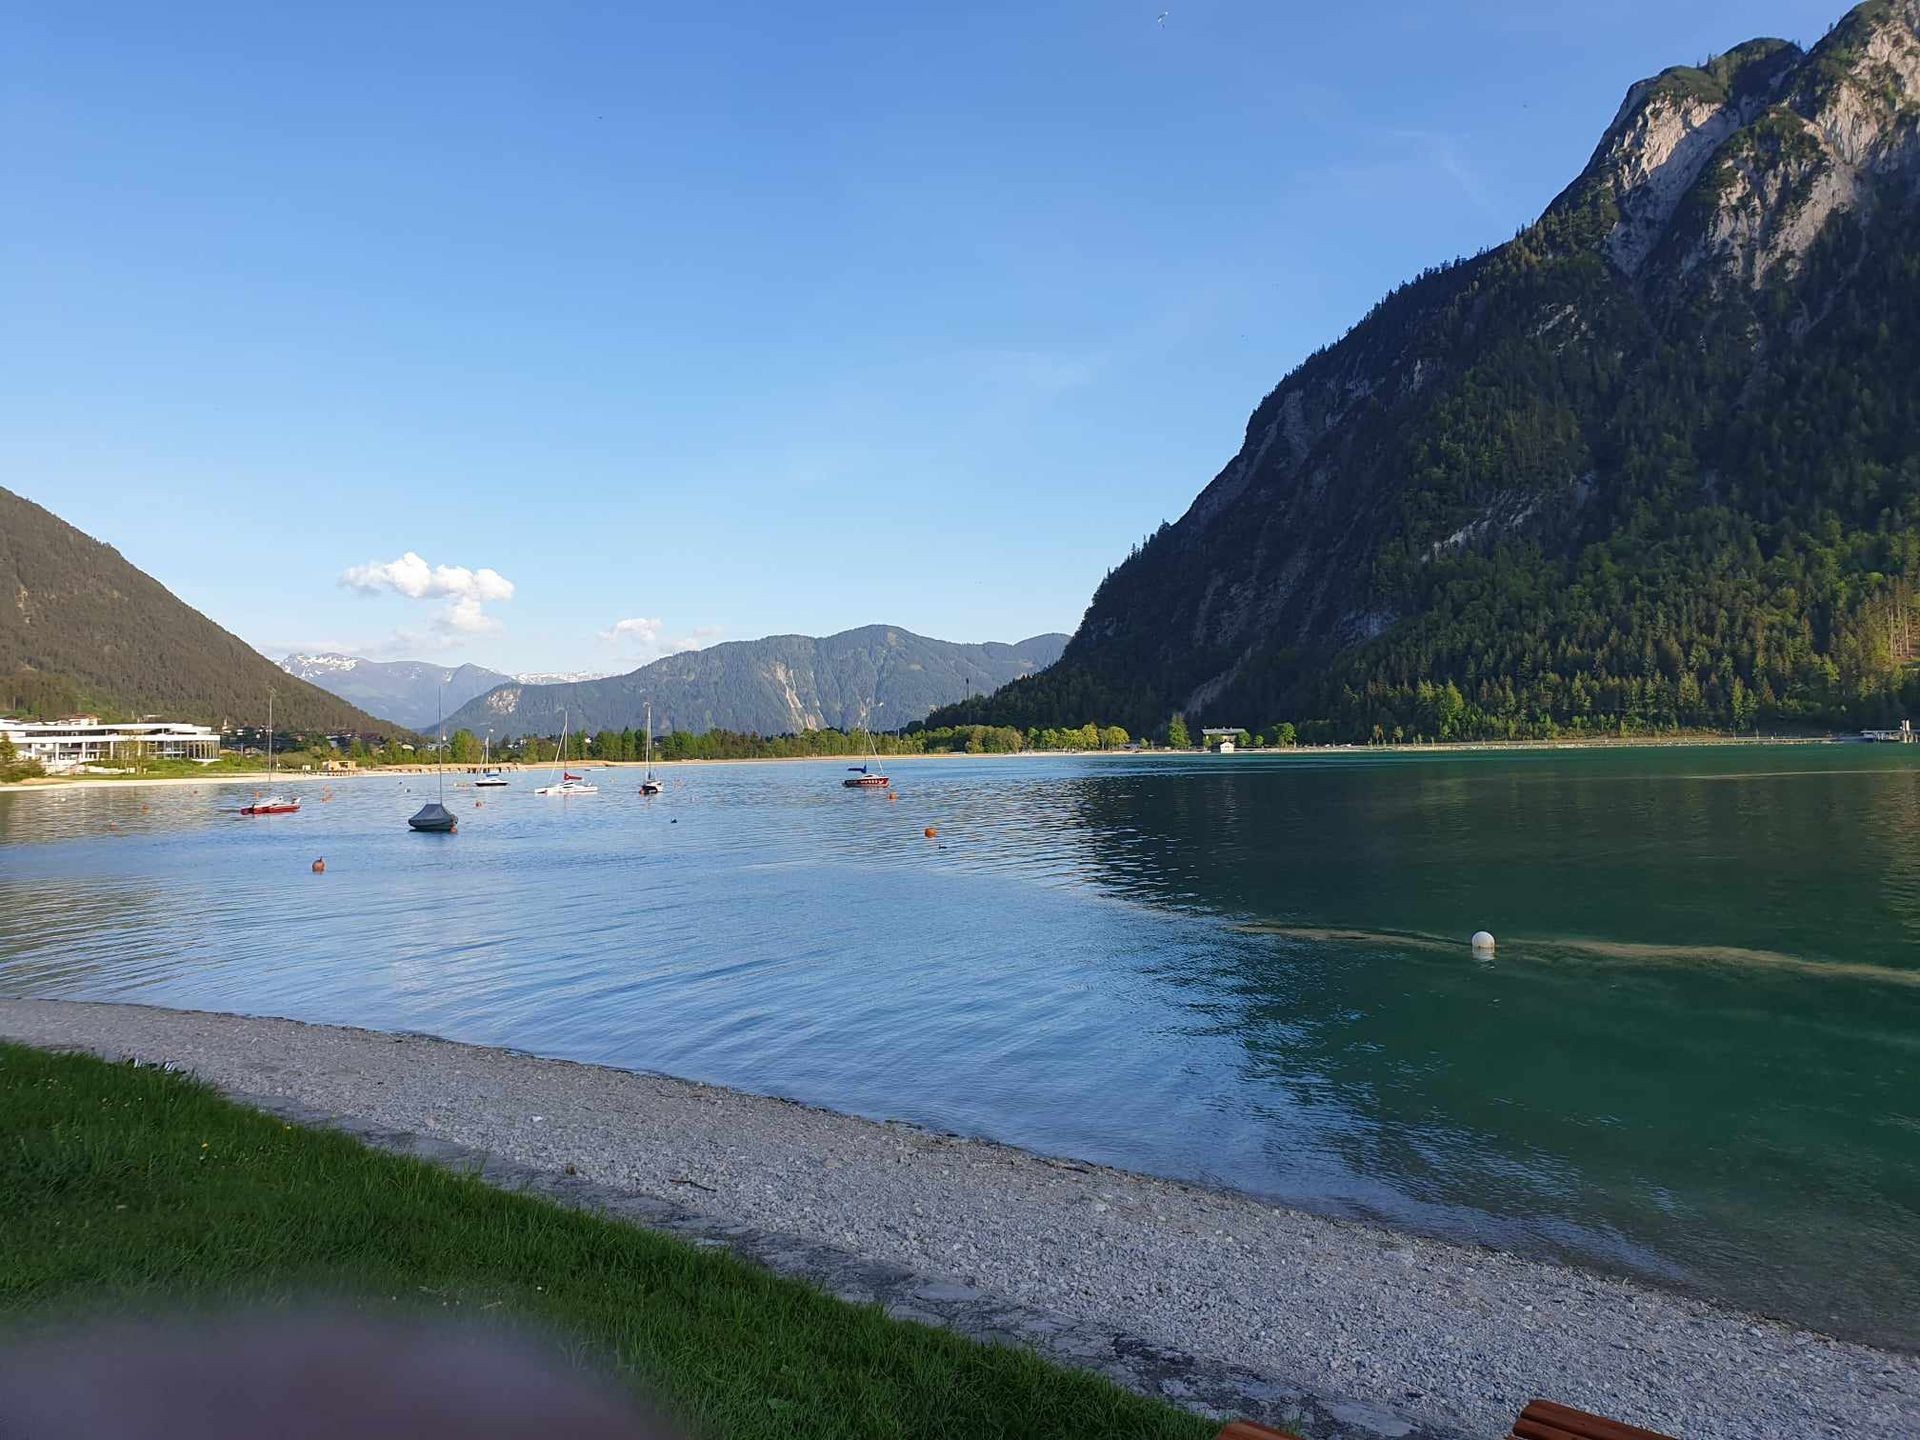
(280, 654, 515, 730)
(0, 488, 400, 733)
(511, 670, 613, 686)
(443, 627, 1069, 739)
(935, 2, 1920, 743)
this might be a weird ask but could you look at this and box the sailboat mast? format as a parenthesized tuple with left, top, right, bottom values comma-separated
(436, 683, 446, 803)
(265, 689, 275, 785)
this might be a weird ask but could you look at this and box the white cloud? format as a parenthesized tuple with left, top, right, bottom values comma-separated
(340, 551, 516, 640)
(437, 595, 500, 635)
(599, 617, 723, 664)
(601, 616, 666, 649)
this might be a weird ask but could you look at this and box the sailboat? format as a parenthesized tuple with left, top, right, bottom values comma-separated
(536, 709, 598, 795)
(638, 700, 661, 796)
(843, 708, 890, 789)
(408, 685, 458, 832)
(240, 689, 301, 815)
(476, 733, 509, 787)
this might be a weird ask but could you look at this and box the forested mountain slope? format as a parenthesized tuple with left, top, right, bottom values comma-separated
(934, 2, 1920, 741)
(0, 488, 398, 733)
(446, 627, 1067, 739)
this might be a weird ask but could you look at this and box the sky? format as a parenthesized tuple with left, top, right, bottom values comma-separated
(3, 0, 1849, 674)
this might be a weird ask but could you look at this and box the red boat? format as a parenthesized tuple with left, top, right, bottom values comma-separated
(240, 691, 300, 816)
(843, 719, 889, 788)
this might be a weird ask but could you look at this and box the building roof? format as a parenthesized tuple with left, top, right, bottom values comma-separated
(0, 717, 218, 736)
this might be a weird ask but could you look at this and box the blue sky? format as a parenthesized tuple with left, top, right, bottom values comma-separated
(4, 0, 1846, 673)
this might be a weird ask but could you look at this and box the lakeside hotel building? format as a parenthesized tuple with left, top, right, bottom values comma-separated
(0, 716, 222, 772)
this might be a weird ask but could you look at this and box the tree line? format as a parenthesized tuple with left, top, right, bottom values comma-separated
(329, 721, 1143, 766)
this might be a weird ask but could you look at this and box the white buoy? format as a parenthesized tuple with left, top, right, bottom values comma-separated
(1470, 931, 1496, 956)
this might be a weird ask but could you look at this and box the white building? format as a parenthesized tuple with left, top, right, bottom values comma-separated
(1201, 727, 1248, 754)
(0, 716, 222, 773)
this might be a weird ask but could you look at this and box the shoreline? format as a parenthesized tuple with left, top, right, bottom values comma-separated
(6, 770, 284, 791)
(0, 733, 1861, 793)
(0, 998, 1910, 1440)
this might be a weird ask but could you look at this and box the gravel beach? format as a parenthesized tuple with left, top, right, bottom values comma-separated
(2, 999, 1911, 1440)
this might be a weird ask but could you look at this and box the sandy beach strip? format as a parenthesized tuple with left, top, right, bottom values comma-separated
(0, 999, 1911, 1440)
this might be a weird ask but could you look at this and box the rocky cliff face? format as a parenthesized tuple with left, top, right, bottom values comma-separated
(1563, 9, 1920, 294)
(937, 1, 1920, 740)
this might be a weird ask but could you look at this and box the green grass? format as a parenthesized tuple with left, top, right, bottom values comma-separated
(0, 1043, 1211, 1440)
(112, 755, 267, 778)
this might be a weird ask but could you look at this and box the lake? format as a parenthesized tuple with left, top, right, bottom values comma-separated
(2, 746, 1915, 1348)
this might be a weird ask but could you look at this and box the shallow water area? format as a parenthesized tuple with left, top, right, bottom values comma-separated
(3, 746, 1915, 1348)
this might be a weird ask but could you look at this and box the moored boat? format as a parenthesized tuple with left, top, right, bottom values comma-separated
(475, 734, 509, 787)
(843, 711, 888, 788)
(407, 801, 458, 832)
(536, 710, 599, 795)
(240, 690, 300, 816)
(639, 700, 662, 795)
(408, 683, 458, 832)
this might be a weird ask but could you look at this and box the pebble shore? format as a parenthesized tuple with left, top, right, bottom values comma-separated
(2, 999, 1912, 1440)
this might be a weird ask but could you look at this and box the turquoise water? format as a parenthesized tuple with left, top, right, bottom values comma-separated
(1, 747, 1915, 1347)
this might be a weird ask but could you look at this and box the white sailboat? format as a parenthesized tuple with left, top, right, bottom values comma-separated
(240, 688, 301, 815)
(639, 700, 661, 795)
(476, 732, 509, 787)
(536, 709, 598, 795)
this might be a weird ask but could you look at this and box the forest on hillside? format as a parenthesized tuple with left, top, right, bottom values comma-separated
(0, 487, 397, 734)
(932, 152, 1920, 745)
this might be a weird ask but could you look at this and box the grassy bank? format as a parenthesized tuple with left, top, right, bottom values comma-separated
(0, 1042, 1209, 1440)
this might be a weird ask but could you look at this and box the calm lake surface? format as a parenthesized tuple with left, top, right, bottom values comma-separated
(3, 747, 1916, 1346)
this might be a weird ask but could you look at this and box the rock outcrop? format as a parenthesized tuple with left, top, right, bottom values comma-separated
(934, 1, 1920, 741)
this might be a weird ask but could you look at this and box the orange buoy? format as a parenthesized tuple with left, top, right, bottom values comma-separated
(888, 790, 899, 801)
(311, 858, 326, 874)
(924, 826, 938, 839)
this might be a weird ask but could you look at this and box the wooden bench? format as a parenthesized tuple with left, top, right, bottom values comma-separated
(1214, 1424, 1302, 1440)
(1507, 1399, 1676, 1440)
(1213, 1398, 1677, 1440)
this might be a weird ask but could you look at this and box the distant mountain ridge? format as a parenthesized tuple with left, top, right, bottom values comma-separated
(279, 654, 515, 730)
(0, 488, 399, 733)
(511, 670, 613, 687)
(443, 627, 1068, 738)
(936, 1, 1920, 742)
